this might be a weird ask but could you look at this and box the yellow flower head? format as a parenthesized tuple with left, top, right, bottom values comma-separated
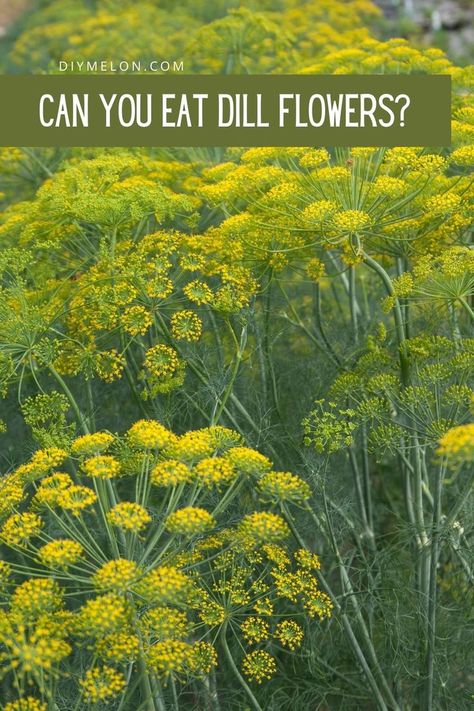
(38, 539, 84, 569)
(165, 507, 216, 536)
(107, 502, 151, 533)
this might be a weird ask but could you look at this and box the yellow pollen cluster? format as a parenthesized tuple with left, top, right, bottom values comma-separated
(151, 459, 193, 487)
(38, 539, 84, 569)
(93, 559, 140, 593)
(165, 507, 216, 535)
(127, 419, 176, 450)
(71, 432, 114, 456)
(80, 665, 126, 703)
(82, 455, 121, 479)
(170, 310, 203, 342)
(258, 471, 311, 503)
(194, 457, 237, 488)
(333, 209, 371, 233)
(437, 423, 474, 464)
(1, 512, 43, 547)
(242, 650, 277, 684)
(238, 512, 290, 545)
(107, 501, 151, 533)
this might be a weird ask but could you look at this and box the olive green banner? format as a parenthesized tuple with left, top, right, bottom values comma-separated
(0, 74, 450, 146)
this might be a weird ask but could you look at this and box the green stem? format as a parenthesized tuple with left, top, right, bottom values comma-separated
(220, 624, 263, 711)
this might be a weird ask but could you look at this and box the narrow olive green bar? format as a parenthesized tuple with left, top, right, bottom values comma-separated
(0, 75, 451, 147)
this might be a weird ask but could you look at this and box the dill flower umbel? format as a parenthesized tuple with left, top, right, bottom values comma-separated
(237, 512, 290, 545)
(165, 507, 216, 535)
(194, 456, 237, 488)
(56, 484, 97, 515)
(93, 559, 140, 593)
(1, 512, 43, 547)
(82, 455, 121, 479)
(240, 616, 270, 644)
(146, 639, 193, 678)
(95, 632, 140, 663)
(71, 432, 114, 456)
(11, 578, 63, 620)
(80, 665, 126, 703)
(275, 620, 304, 650)
(151, 459, 193, 487)
(127, 419, 176, 450)
(437, 423, 474, 464)
(78, 593, 129, 636)
(258, 471, 311, 503)
(38, 539, 84, 569)
(107, 502, 151, 533)
(242, 650, 277, 683)
(3, 698, 47, 711)
(134, 566, 191, 605)
(170, 309, 203, 342)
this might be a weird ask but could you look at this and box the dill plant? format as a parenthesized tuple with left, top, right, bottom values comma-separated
(0, 1, 472, 709)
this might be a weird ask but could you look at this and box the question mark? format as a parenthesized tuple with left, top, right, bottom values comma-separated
(395, 94, 411, 127)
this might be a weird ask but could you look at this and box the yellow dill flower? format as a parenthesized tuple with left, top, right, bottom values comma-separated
(449, 145, 474, 166)
(2, 628, 71, 674)
(242, 650, 277, 683)
(253, 598, 274, 616)
(78, 593, 129, 636)
(302, 200, 337, 224)
(165, 507, 216, 536)
(169, 430, 214, 462)
(294, 549, 321, 570)
(190, 641, 218, 674)
(3, 698, 47, 711)
(194, 457, 237, 488)
(333, 209, 371, 233)
(56, 484, 97, 515)
(438, 423, 474, 464)
(237, 512, 290, 545)
(303, 588, 334, 620)
(93, 559, 140, 593)
(225, 446, 271, 477)
(151, 459, 193, 487)
(80, 665, 126, 703)
(82, 455, 121, 480)
(258, 471, 311, 504)
(299, 148, 330, 169)
(144, 344, 180, 378)
(141, 607, 190, 641)
(28, 448, 68, 476)
(11, 578, 63, 620)
(240, 616, 270, 644)
(183, 279, 213, 305)
(0, 478, 23, 519)
(170, 310, 203, 342)
(95, 632, 140, 663)
(1, 512, 43, 547)
(32, 472, 73, 508)
(425, 193, 461, 216)
(262, 543, 290, 568)
(107, 502, 151, 533)
(371, 175, 407, 198)
(275, 620, 304, 650)
(121, 304, 152, 336)
(198, 600, 226, 627)
(271, 570, 304, 602)
(306, 257, 326, 282)
(146, 640, 193, 678)
(134, 566, 191, 605)
(71, 432, 114, 457)
(94, 349, 125, 383)
(38, 539, 84, 569)
(0, 559, 11, 585)
(127, 419, 176, 450)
